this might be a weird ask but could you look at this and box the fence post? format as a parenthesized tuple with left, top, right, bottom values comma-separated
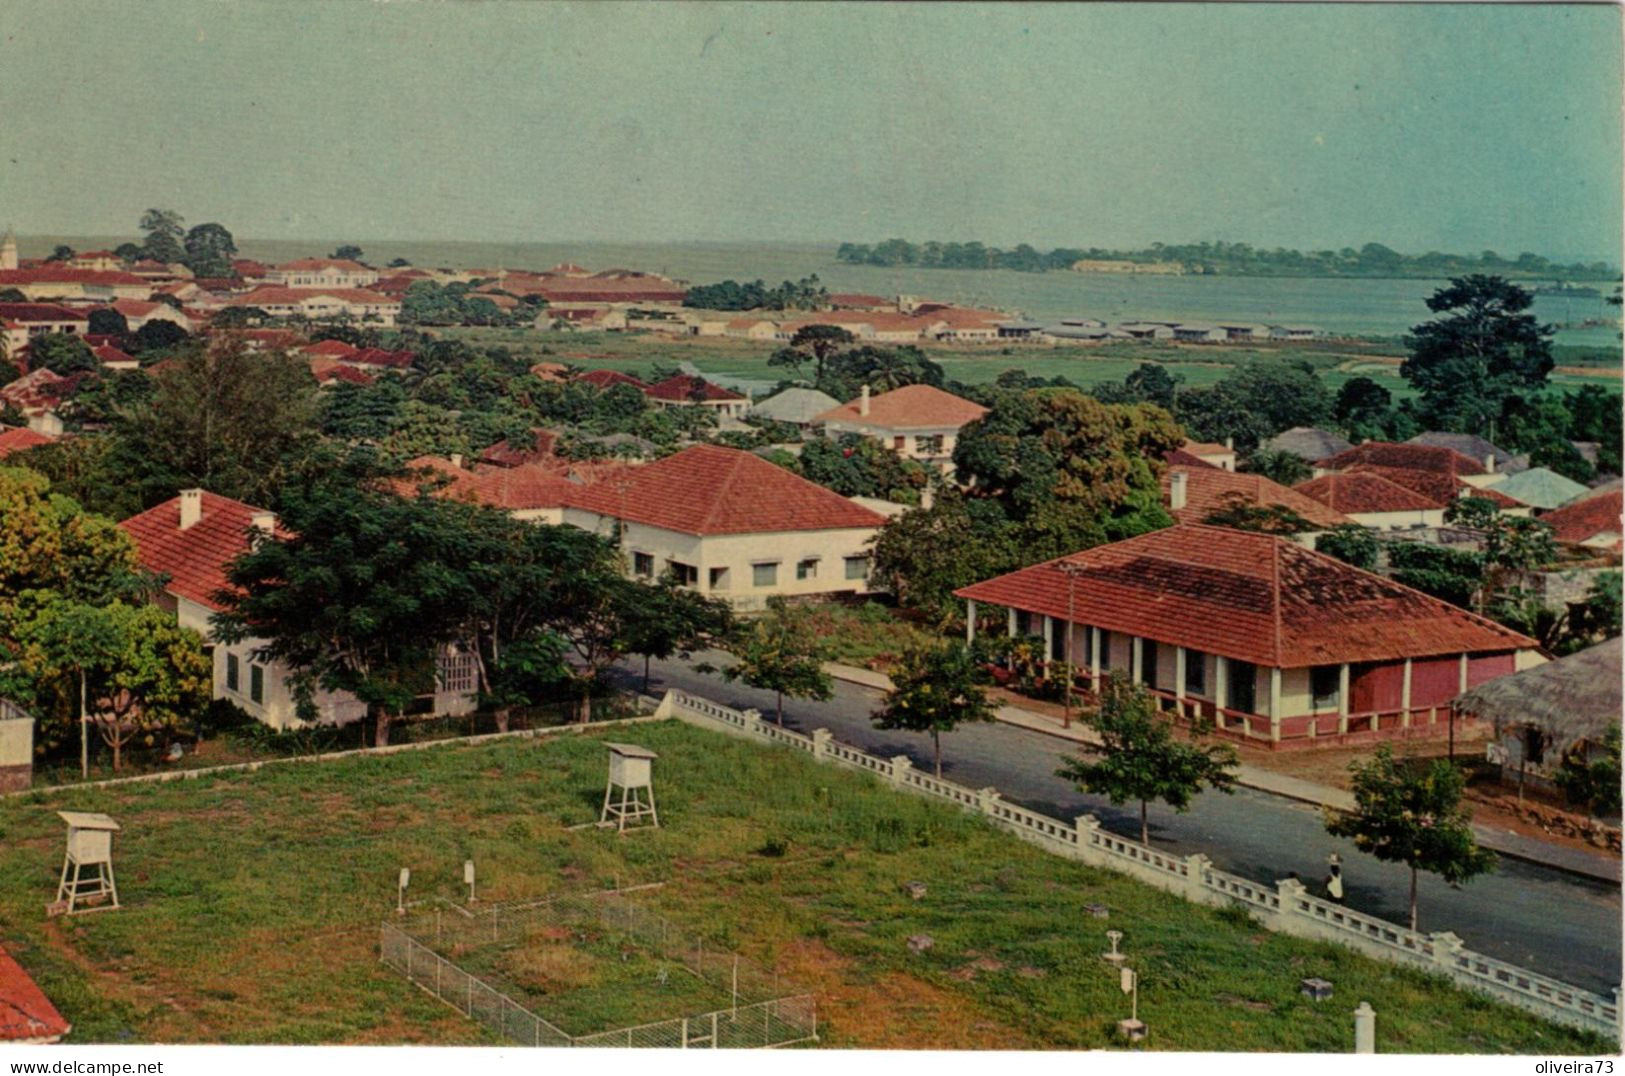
(890, 754, 912, 786)
(1274, 877, 1311, 939)
(811, 728, 831, 759)
(712, 1010, 719, 1048)
(741, 708, 763, 730)
(1428, 931, 1465, 978)
(1073, 813, 1104, 864)
(1354, 1002, 1376, 1053)
(977, 786, 1000, 816)
(1183, 852, 1212, 905)
(681, 1017, 689, 1048)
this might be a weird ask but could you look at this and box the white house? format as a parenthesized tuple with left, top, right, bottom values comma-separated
(119, 490, 473, 730)
(812, 383, 990, 467)
(1293, 471, 1448, 530)
(559, 444, 887, 611)
(266, 258, 380, 290)
(227, 286, 400, 326)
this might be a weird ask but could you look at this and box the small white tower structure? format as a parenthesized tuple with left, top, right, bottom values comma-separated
(52, 811, 121, 915)
(599, 743, 659, 832)
(0, 229, 18, 271)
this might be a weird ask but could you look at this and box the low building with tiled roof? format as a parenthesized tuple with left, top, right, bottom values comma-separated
(1316, 440, 1485, 477)
(308, 357, 375, 387)
(813, 384, 989, 467)
(266, 258, 379, 290)
(1164, 465, 1350, 531)
(955, 524, 1542, 749)
(0, 368, 80, 434)
(828, 293, 891, 310)
(1262, 426, 1353, 463)
(397, 456, 580, 524)
(478, 428, 559, 469)
(1539, 485, 1623, 555)
(575, 368, 650, 391)
(1477, 467, 1590, 512)
(749, 387, 841, 428)
(644, 374, 749, 417)
(1293, 471, 1446, 529)
(1406, 432, 1527, 476)
(109, 298, 194, 332)
(1342, 464, 1530, 516)
(561, 444, 886, 609)
(301, 338, 360, 359)
(1178, 438, 1238, 472)
(227, 286, 400, 326)
(0, 942, 70, 1043)
(0, 425, 53, 458)
(0, 267, 151, 300)
(90, 342, 138, 371)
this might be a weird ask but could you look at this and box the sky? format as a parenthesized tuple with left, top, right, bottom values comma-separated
(0, 2, 1620, 260)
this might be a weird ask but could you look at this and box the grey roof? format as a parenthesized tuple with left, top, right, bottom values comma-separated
(1484, 467, 1590, 510)
(1406, 432, 1526, 474)
(749, 387, 841, 424)
(1263, 426, 1354, 462)
(1456, 638, 1621, 748)
(1044, 323, 1111, 339)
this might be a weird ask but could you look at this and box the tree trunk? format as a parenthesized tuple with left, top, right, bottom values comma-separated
(1140, 800, 1149, 845)
(494, 706, 512, 734)
(375, 708, 393, 748)
(643, 654, 652, 693)
(111, 731, 121, 774)
(933, 729, 943, 778)
(775, 691, 784, 726)
(580, 688, 592, 724)
(1409, 866, 1419, 932)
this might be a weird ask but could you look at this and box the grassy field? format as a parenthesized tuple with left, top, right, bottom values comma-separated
(0, 720, 1607, 1051)
(447, 326, 1619, 398)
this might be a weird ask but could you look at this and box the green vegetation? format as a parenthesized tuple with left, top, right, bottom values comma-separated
(684, 275, 828, 311)
(720, 599, 834, 724)
(837, 237, 1618, 280)
(872, 641, 995, 777)
(0, 721, 1602, 1049)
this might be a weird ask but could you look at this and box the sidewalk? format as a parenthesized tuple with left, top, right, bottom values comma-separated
(824, 661, 1622, 884)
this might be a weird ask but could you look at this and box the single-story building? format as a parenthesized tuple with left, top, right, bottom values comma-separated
(1540, 484, 1622, 554)
(749, 387, 841, 428)
(560, 443, 886, 611)
(1262, 426, 1353, 464)
(955, 524, 1542, 750)
(1164, 465, 1350, 534)
(812, 383, 989, 467)
(1293, 471, 1447, 530)
(1179, 438, 1237, 472)
(1476, 467, 1590, 512)
(644, 374, 750, 418)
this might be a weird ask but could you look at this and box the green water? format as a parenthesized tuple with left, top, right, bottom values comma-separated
(25, 235, 1623, 347)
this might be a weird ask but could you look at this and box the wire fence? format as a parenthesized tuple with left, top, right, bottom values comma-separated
(381, 888, 817, 1048)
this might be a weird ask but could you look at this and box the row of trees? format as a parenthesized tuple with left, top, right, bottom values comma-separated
(399, 280, 538, 327)
(836, 238, 1616, 280)
(683, 276, 828, 312)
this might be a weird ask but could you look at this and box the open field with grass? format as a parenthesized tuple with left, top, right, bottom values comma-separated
(0, 720, 1608, 1050)
(447, 326, 1620, 398)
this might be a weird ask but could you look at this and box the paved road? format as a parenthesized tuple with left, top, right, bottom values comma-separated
(617, 651, 1624, 994)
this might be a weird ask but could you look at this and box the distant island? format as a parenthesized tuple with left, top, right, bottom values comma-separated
(835, 239, 1620, 281)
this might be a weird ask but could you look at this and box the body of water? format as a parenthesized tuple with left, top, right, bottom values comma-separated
(26, 235, 1624, 348)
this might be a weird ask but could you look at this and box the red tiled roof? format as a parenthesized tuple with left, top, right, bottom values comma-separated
(277, 258, 371, 272)
(1181, 439, 1232, 457)
(397, 457, 579, 512)
(1343, 465, 1521, 509)
(308, 357, 375, 386)
(345, 347, 414, 369)
(91, 343, 137, 367)
(479, 429, 559, 468)
(576, 369, 649, 390)
(1319, 441, 1485, 476)
(1541, 488, 1624, 547)
(828, 293, 890, 308)
(1164, 447, 1221, 469)
(645, 374, 745, 403)
(0, 302, 87, 324)
(0, 943, 70, 1043)
(301, 339, 360, 358)
(813, 384, 989, 430)
(0, 368, 78, 412)
(563, 444, 886, 536)
(954, 524, 1535, 668)
(230, 287, 398, 307)
(0, 426, 52, 458)
(232, 259, 270, 277)
(0, 267, 148, 287)
(1165, 466, 1350, 528)
(1294, 471, 1441, 514)
(119, 491, 282, 612)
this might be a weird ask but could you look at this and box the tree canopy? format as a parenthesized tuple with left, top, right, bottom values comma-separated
(872, 642, 995, 777)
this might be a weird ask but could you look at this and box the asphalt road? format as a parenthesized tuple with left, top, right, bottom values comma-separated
(616, 651, 1624, 994)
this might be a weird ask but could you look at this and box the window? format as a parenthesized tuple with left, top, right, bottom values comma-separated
(1184, 650, 1207, 696)
(753, 561, 779, 587)
(1098, 629, 1112, 669)
(796, 558, 819, 581)
(893, 435, 906, 451)
(1140, 640, 1159, 688)
(667, 560, 699, 587)
(1311, 665, 1341, 710)
(1014, 610, 1034, 638)
(844, 555, 869, 581)
(709, 566, 730, 590)
(632, 552, 654, 578)
(1050, 623, 1068, 662)
(1227, 661, 1257, 714)
(916, 434, 944, 456)
(226, 652, 240, 693)
(249, 664, 264, 705)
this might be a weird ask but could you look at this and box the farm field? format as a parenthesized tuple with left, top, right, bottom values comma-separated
(445, 327, 1619, 398)
(0, 719, 1607, 1051)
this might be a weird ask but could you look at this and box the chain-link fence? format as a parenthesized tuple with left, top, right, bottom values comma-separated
(381, 889, 816, 1048)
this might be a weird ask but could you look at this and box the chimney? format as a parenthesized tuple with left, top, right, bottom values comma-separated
(860, 384, 871, 416)
(1169, 471, 1188, 511)
(450, 453, 465, 469)
(1224, 436, 1234, 451)
(179, 488, 203, 530)
(920, 485, 935, 510)
(1483, 453, 1496, 474)
(250, 510, 276, 536)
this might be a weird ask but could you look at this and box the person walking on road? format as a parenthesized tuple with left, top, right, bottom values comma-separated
(1326, 852, 1344, 901)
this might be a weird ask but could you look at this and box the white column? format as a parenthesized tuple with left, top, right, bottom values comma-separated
(965, 600, 977, 643)
(1007, 608, 1018, 637)
(1130, 637, 1143, 684)
(1401, 658, 1413, 728)
(1337, 663, 1351, 735)
(1174, 647, 1188, 717)
(1458, 653, 1469, 693)
(1090, 627, 1102, 684)
(1269, 667, 1283, 743)
(1214, 657, 1229, 730)
(1042, 616, 1055, 661)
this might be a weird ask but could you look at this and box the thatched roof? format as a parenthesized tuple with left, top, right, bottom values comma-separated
(1455, 637, 1622, 746)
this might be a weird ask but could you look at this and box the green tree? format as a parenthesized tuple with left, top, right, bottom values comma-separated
(1240, 448, 1312, 486)
(1334, 376, 1396, 441)
(331, 244, 365, 262)
(869, 491, 1023, 623)
(30, 334, 97, 375)
(0, 466, 150, 627)
(1057, 675, 1237, 844)
(769, 324, 854, 384)
(88, 308, 130, 337)
(1316, 524, 1380, 571)
(1554, 725, 1621, 818)
(1123, 362, 1182, 410)
(721, 599, 833, 725)
(798, 434, 928, 503)
(1176, 361, 1333, 451)
(872, 641, 995, 777)
(1326, 745, 1496, 930)
(1401, 276, 1554, 439)
(621, 574, 733, 692)
(1443, 497, 1558, 616)
(46, 244, 74, 263)
(182, 222, 237, 278)
(127, 320, 192, 357)
(139, 208, 186, 264)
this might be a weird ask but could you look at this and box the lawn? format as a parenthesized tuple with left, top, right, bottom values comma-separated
(0, 720, 1607, 1051)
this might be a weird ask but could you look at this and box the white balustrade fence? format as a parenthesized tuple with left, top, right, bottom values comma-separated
(655, 688, 1620, 1040)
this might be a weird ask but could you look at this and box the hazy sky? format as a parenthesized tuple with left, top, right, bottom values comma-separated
(0, 2, 1619, 259)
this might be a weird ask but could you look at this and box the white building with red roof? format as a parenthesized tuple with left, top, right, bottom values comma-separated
(119, 490, 474, 729)
(1293, 471, 1447, 529)
(1163, 464, 1350, 532)
(0, 267, 151, 301)
(560, 444, 887, 610)
(644, 374, 749, 417)
(813, 383, 989, 467)
(956, 524, 1542, 749)
(0, 425, 53, 458)
(228, 286, 400, 326)
(266, 258, 379, 290)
